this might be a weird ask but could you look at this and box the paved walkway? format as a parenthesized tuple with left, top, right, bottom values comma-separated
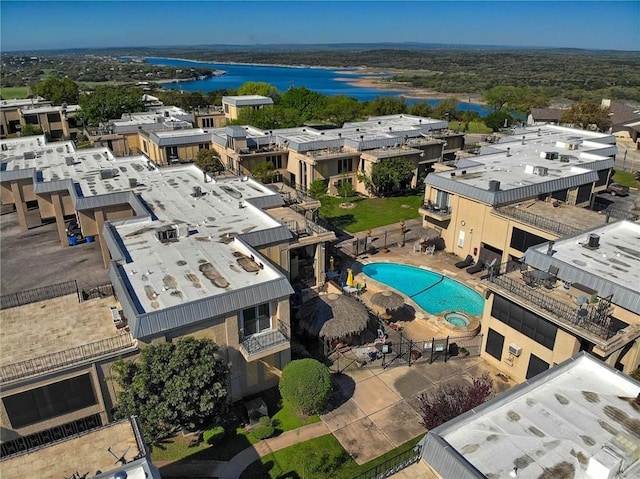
(156, 422, 330, 479)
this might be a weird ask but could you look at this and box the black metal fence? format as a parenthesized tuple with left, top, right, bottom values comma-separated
(81, 283, 115, 301)
(1, 414, 103, 459)
(0, 334, 135, 383)
(0, 280, 79, 309)
(351, 444, 421, 479)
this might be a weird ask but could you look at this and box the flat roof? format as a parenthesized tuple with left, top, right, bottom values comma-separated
(425, 125, 615, 205)
(0, 294, 133, 377)
(526, 220, 640, 314)
(222, 95, 274, 106)
(422, 353, 640, 479)
(0, 98, 50, 108)
(112, 171, 287, 313)
(20, 104, 81, 115)
(1, 418, 149, 479)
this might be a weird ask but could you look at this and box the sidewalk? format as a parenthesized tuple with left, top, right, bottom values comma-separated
(156, 421, 330, 479)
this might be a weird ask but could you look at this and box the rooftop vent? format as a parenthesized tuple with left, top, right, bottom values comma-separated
(541, 151, 559, 160)
(192, 186, 202, 197)
(23, 151, 35, 160)
(522, 136, 526, 145)
(129, 178, 138, 188)
(584, 233, 600, 250)
(488, 180, 501, 192)
(506, 148, 511, 157)
(533, 166, 548, 176)
(65, 156, 74, 166)
(100, 169, 119, 180)
(156, 225, 178, 243)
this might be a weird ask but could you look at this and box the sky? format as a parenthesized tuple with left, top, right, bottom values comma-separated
(1, 1, 639, 52)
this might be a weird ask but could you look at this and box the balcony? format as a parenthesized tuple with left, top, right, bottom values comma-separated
(485, 262, 625, 351)
(239, 322, 290, 362)
(419, 202, 452, 221)
(0, 333, 136, 384)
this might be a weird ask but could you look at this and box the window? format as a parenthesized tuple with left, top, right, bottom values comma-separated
(26, 200, 39, 211)
(23, 115, 39, 125)
(267, 155, 283, 169)
(485, 328, 504, 360)
(510, 227, 548, 253)
(202, 118, 214, 128)
(241, 303, 271, 338)
(166, 146, 178, 161)
(491, 295, 557, 350)
(198, 143, 210, 150)
(142, 140, 148, 153)
(338, 158, 353, 174)
(526, 354, 549, 379)
(47, 112, 61, 123)
(3, 374, 97, 428)
(224, 104, 229, 113)
(435, 190, 450, 208)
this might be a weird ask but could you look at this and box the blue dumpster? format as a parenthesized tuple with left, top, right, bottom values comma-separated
(68, 235, 78, 246)
(85, 236, 95, 243)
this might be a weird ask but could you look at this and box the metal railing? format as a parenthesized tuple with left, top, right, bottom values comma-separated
(494, 205, 581, 237)
(240, 322, 290, 356)
(1, 414, 103, 460)
(0, 280, 79, 310)
(351, 444, 421, 479)
(487, 269, 615, 340)
(1, 334, 136, 383)
(81, 283, 115, 301)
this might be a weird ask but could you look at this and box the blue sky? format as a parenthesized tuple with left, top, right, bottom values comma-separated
(1, 1, 639, 51)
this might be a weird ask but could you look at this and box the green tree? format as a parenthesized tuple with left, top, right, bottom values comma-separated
(337, 176, 354, 199)
(560, 101, 611, 131)
(483, 86, 520, 111)
(321, 95, 361, 126)
(432, 98, 459, 121)
(34, 77, 79, 105)
(409, 101, 434, 118)
(19, 124, 44, 136)
(237, 81, 280, 99)
(279, 87, 327, 123)
(78, 85, 144, 126)
(364, 96, 408, 116)
(308, 179, 329, 199)
(279, 359, 332, 415)
(111, 337, 230, 445)
(360, 157, 416, 196)
(195, 149, 224, 175)
(484, 110, 515, 132)
(230, 105, 301, 129)
(251, 161, 277, 183)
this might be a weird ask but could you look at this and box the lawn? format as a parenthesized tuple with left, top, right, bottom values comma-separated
(612, 170, 640, 189)
(151, 389, 319, 463)
(449, 120, 492, 134)
(0, 86, 30, 99)
(319, 194, 423, 233)
(241, 434, 422, 479)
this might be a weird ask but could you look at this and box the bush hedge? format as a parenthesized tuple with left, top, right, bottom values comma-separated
(252, 416, 275, 440)
(279, 358, 332, 415)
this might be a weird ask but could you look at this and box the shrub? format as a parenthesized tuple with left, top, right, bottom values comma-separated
(279, 358, 332, 415)
(309, 179, 328, 199)
(418, 373, 493, 430)
(631, 368, 640, 381)
(203, 425, 225, 445)
(252, 416, 275, 440)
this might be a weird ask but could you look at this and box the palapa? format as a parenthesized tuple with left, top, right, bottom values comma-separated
(371, 290, 405, 312)
(296, 293, 369, 341)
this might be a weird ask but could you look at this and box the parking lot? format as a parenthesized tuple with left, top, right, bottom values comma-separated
(0, 211, 109, 296)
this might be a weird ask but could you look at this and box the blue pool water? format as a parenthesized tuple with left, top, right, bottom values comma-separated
(362, 263, 484, 316)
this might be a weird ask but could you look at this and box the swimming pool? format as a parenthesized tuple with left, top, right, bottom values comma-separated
(362, 263, 484, 316)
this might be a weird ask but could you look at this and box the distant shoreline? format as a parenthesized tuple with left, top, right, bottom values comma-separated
(146, 56, 483, 103)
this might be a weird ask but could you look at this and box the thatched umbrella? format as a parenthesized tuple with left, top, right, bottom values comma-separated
(371, 290, 404, 313)
(296, 293, 369, 343)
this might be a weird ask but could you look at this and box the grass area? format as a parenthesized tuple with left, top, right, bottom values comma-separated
(319, 194, 423, 233)
(612, 170, 640, 189)
(449, 120, 493, 134)
(0, 86, 30, 99)
(241, 434, 422, 478)
(151, 389, 319, 463)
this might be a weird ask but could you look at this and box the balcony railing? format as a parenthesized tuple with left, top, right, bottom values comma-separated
(494, 205, 581, 237)
(240, 322, 290, 358)
(486, 265, 616, 341)
(281, 216, 330, 238)
(1, 333, 136, 383)
(419, 202, 452, 220)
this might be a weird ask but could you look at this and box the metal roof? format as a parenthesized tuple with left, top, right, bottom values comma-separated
(222, 95, 274, 107)
(148, 128, 212, 146)
(525, 220, 640, 314)
(420, 352, 640, 479)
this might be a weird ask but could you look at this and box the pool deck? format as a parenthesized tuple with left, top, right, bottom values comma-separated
(333, 218, 489, 341)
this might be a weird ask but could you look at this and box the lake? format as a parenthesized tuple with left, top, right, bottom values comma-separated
(145, 57, 493, 116)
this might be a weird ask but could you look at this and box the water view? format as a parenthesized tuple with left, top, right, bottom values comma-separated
(145, 57, 493, 116)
